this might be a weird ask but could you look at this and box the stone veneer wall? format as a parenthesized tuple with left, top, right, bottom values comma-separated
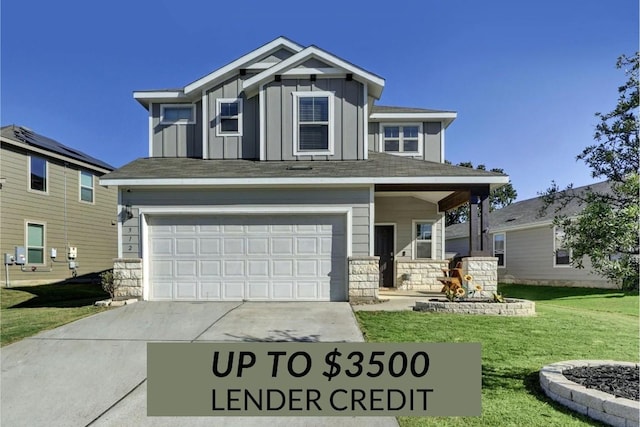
(113, 258, 143, 299)
(461, 257, 498, 293)
(348, 256, 379, 301)
(395, 259, 449, 291)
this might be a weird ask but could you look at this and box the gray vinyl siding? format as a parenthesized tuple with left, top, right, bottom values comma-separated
(206, 75, 259, 159)
(120, 187, 371, 258)
(151, 102, 203, 158)
(0, 144, 118, 284)
(264, 78, 365, 161)
(368, 121, 442, 162)
(375, 196, 444, 259)
(497, 228, 608, 284)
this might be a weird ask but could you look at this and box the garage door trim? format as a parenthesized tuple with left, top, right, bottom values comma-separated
(138, 206, 353, 301)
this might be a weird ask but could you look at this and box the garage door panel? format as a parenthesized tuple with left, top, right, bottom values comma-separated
(149, 215, 346, 301)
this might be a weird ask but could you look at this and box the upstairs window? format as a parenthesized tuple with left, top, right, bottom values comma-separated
(381, 124, 422, 155)
(80, 170, 94, 203)
(29, 155, 47, 192)
(160, 104, 196, 124)
(27, 222, 45, 264)
(493, 233, 505, 267)
(216, 98, 243, 136)
(414, 221, 433, 259)
(554, 226, 571, 266)
(293, 91, 334, 155)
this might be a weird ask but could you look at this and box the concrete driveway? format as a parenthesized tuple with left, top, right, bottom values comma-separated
(1, 302, 397, 427)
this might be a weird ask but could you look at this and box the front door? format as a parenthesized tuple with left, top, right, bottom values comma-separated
(374, 225, 394, 287)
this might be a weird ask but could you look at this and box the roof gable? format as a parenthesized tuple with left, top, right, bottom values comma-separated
(243, 46, 385, 99)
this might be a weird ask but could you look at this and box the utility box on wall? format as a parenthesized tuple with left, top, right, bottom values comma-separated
(14, 247, 26, 265)
(68, 247, 77, 259)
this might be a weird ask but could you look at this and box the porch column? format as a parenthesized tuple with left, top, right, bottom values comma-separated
(469, 187, 490, 256)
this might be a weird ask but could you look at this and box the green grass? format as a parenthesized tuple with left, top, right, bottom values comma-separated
(356, 284, 639, 427)
(1, 283, 110, 346)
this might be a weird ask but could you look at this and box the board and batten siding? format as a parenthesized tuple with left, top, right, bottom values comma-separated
(151, 102, 203, 158)
(375, 196, 444, 259)
(496, 228, 610, 286)
(120, 187, 371, 258)
(0, 144, 118, 283)
(264, 78, 365, 161)
(368, 122, 442, 163)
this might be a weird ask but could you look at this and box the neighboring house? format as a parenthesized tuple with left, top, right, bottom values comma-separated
(446, 181, 616, 288)
(1, 125, 118, 285)
(101, 37, 509, 301)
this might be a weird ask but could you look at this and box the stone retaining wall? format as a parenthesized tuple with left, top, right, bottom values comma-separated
(413, 298, 535, 316)
(348, 256, 379, 301)
(540, 360, 639, 427)
(395, 259, 449, 291)
(112, 258, 143, 299)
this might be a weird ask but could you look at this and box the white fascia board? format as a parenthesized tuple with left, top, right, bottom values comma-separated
(370, 112, 457, 122)
(243, 46, 385, 99)
(100, 175, 510, 187)
(2, 137, 112, 175)
(490, 221, 555, 234)
(183, 38, 304, 95)
(133, 91, 188, 108)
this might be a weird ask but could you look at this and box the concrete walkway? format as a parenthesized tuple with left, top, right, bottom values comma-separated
(1, 302, 397, 427)
(352, 289, 441, 312)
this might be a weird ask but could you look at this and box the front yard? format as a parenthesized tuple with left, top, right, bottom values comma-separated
(356, 285, 639, 426)
(0, 283, 109, 346)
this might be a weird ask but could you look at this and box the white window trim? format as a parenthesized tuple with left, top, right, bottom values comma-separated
(215, 98, 243, 137)
(27, 154, 48, 194)
(553, 226, 572, 267)
(493, 232, 506, 268)
(379, 123, 423, 156)
(160, 104, 196, 125)
(25, 221, 46, 265)
(292, 91, 335, 156)
(412, 219, 435, 260)
(79, 170, 95, 204)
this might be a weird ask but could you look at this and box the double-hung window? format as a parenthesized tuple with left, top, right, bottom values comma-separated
(29, 155, 47, 192)
(27, 222, 45, 264)
(554, 226, 571, 266)
(493, 233, 505, 267)
(293, 91, 334, 155)
(381, 124, 422, 155)
(80, 170, 94, 203)
(216, 98, 243, 136)
(160, 104, 196, 124)
(414, 221, 433, 259)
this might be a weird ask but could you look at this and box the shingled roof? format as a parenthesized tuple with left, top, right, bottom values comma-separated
(446, 181, 613, 239)
(1, 125, 114, 171)
(101, 151, 507, 185)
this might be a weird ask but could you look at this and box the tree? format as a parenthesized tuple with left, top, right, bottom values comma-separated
(540, 53, 639, 290)
(444, 162, 518, 226)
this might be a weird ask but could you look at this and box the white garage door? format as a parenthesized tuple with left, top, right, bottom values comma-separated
(148, 215, 346, 301)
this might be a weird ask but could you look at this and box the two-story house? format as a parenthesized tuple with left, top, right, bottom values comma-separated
(101, 37, 509, 301)
(1, 125, 118, 285)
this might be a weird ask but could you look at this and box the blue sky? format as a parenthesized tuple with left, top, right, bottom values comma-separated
(2, 0, 637, 200)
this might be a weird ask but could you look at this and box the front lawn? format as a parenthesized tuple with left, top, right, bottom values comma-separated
(0, 283, 109, 346)
(355, 284, 639, 426)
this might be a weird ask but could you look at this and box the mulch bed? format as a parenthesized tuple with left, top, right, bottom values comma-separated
(563, 365, 639, 401)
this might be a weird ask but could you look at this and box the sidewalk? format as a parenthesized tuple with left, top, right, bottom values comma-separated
(351, 289, 442, 312)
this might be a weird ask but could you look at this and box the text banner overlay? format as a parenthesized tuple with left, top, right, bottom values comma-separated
(148, 342, 481, 416)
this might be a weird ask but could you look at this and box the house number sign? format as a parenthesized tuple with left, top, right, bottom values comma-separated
(147, 342, 481, 416)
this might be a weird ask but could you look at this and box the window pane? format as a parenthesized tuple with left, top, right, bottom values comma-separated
(299, 97, 328, 122)
(416, 241, 432, 259)
(384, 127, 399, 138)
(81, 187, 94, 202)
(164, 107, 192, 121)
(556, 250, 570, 265)
(28, 224, 44, 246)
(220, 118, 239, 132)
(496, 253, 505, 266)
(221, 102, 238, 117)
(28, 248, 44, 264)
(416, 223, 432, 240)
(299, 124, 328, 150)
(403, 140, 418, 152)
(404, 126, 419, 138)
(384, 140, 399, 152)
(81, 171, 92, 187)
(30, 157, 46, 191)
(494, 235, 504, 251)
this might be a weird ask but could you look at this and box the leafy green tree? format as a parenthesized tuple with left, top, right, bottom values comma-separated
(444, 162, 517, 226)
(540, 53, 639, 290)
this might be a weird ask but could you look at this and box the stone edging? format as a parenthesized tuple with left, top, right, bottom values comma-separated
(539, 360, 639, 427)
(413, 298, 535, 316)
